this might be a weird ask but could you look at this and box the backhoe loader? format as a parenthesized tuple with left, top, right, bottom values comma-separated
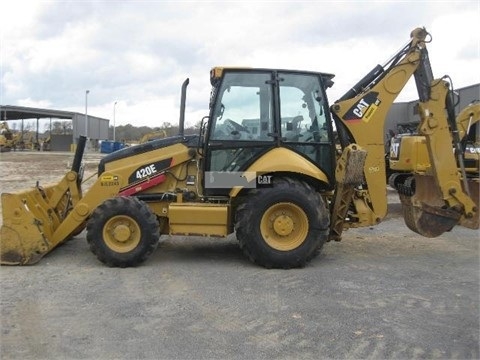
(1, 27, 478, 268)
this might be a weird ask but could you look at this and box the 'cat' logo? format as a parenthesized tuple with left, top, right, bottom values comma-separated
(343, 92, 381, 123)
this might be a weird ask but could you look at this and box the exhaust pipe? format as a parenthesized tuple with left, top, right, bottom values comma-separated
(178, 78, 189, 137)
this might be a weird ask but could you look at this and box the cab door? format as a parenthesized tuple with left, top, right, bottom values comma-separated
(204, 70, 275, 194)
(278, 72, 336, 181)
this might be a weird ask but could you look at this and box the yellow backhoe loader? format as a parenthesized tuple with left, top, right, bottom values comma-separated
(1, 27, 478, 268)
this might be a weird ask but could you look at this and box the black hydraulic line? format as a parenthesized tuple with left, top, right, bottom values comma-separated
(135, 193, 176, 202)
(71, 135, 87, 173)
(413, 47, 434, 102)
(337, 64, 384, 102)
(336, 38, 412, 103)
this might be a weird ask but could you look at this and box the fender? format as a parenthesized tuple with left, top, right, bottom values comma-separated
(229, 147, 330, 197)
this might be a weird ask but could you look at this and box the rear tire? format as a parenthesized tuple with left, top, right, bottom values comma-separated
(235, 178, 329, 269)
(87, 196, 160, 267)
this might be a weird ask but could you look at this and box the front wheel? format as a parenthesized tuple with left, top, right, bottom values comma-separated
(87, 197, 160, 267)
(235, 178, 329, 269)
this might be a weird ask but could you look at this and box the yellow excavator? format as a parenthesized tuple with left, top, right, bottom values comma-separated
(1, 27, 478, 268)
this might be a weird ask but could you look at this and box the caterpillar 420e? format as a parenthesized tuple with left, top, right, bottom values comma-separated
(1, 27, 478, 268)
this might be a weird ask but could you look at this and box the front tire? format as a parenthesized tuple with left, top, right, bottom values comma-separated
(87, 196, 160, 267)
(235, 178, 329, 269)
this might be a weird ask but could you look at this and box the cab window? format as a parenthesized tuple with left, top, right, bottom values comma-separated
(279, 73, 329, 143)
(210, 72, 273, 141)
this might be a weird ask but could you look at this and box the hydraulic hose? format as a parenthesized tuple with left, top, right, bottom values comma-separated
(72, 135, 87, 173)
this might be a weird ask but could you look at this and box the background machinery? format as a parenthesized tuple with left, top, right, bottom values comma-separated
(388, 101, 480, 190)
(1, 27, 478, 268)
(0, 122, 15, 152)
(139, 129, 168, 144)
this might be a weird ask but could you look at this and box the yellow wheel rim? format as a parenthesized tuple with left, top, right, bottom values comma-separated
(103, 215, 141, 253)
(260, 202, 309, 251)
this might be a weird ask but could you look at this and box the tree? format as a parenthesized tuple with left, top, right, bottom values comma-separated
(106, 122, 202, 144)
(41, 120, 72, 135)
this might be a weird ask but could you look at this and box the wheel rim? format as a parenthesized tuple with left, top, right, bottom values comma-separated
(103, 215, 141, 253)
(260, 202, 309, 251)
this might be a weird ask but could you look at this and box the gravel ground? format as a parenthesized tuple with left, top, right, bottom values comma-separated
(0, 151, 479, 360)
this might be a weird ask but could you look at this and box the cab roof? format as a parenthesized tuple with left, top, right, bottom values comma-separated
(210, 66, 335, 87)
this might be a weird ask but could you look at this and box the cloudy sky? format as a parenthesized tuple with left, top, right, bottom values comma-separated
(1, 0, 479, 129)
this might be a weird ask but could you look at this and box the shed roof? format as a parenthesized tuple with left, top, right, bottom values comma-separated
(1, 105, 77, 121)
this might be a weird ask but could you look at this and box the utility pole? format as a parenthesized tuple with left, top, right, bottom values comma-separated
(85, 89, 90, 149)
(113, 101, 117, 142)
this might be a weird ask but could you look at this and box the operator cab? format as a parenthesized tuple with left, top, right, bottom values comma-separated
(203, 67, 336, 194)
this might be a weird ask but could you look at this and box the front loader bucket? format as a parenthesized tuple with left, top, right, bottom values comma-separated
(1, 192, 51, 265)
(0, 178, 82, 265)
(1, 136, 87, 265)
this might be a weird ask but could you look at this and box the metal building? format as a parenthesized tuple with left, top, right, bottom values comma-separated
(0, 105, 109, 151)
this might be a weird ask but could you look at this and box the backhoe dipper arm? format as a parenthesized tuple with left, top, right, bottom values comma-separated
(412, 81, 478, 231)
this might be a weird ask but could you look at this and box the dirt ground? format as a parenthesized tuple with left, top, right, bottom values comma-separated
(0, 150, 479, 360)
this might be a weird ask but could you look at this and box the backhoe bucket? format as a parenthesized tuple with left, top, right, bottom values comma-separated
(399, 175, 479, 237)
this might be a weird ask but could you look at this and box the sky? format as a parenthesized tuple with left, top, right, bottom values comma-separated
(1, 0, 479, 130)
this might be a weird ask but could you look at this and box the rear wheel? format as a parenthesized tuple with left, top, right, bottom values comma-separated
(235, 178, 329, 269)
(87, 196, 160, 267)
